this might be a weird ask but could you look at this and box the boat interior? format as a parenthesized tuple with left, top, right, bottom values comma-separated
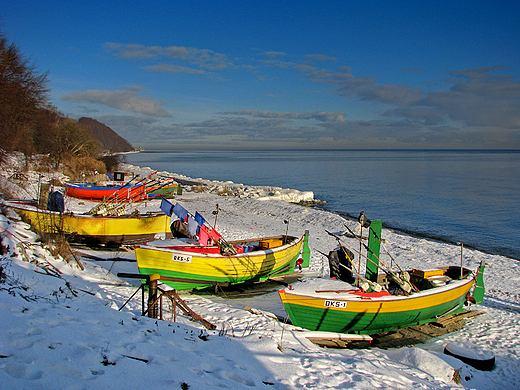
(378, 266, 472, 294)
(329, 247, 473, 296)
(150, 235, 297, 255)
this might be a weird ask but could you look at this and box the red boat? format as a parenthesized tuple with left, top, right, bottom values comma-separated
(65, 183, 147, 202)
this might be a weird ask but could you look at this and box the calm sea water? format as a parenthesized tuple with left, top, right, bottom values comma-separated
(126, 150, 520, 259)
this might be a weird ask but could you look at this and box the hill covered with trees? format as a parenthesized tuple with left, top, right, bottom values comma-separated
(0, 33, 133, 176)
(78, 117, 134, 153)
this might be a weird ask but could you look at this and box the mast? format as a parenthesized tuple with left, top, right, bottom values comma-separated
(365, 219, 382, 282)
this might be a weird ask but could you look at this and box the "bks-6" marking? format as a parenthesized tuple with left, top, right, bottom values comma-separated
(172, 254, 192, 263)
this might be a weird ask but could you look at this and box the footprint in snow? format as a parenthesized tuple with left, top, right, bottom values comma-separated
(25, 327, 43, 336)
(4, 363, 43, 380)
(217, 369, 256, 387)
(9, 338, 34, 350)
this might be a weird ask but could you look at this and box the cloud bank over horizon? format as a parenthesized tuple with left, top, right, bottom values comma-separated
(62, 42, 520, 149)
(4, 1, 518, 149)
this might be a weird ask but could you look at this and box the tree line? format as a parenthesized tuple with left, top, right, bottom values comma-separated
(0, 33, 104, 174)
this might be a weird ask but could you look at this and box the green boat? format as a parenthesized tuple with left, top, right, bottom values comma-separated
(279, 219, 485, 335)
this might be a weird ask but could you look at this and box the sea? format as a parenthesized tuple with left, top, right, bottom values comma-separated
(125, 149, 520, 259)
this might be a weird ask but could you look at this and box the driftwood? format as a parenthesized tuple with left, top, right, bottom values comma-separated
(121, 354, 149, 363)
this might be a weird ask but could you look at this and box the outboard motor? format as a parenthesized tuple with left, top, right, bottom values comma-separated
(47, 191, 65, 213)
(328, 246, 356, 284)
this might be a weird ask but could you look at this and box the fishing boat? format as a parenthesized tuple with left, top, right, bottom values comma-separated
(135, 200, 311, 290)
(146, 182, 181, 199)
(65, 182, 147, 202)
(136, 233, 310, 291)
(3, 200, 171, 245)
(278, 218, 485, 335)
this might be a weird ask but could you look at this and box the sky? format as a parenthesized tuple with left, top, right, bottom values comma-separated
(1, 0, 520, 149)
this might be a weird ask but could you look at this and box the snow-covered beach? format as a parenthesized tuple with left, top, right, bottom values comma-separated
(1, 158, 519, 389)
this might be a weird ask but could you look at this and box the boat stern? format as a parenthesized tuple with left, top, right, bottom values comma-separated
(471, 260, 486, 304)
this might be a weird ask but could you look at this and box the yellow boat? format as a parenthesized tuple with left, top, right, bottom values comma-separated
(135, 231, 311, 290)
(3, 201, 171, 245)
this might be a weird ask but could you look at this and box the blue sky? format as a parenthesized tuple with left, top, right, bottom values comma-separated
(2, 1, 519, 149)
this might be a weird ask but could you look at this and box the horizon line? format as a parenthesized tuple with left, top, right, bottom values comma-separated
(135, 147, 520, 153)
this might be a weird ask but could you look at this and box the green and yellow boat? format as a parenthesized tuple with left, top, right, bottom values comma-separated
(279, 219, 485, 335)
(135, 231, 311, 291)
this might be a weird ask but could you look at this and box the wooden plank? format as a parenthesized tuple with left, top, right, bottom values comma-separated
(162, 290, 216, 330)
(372, 310, 485, 348)
(302, 331, 373, 348)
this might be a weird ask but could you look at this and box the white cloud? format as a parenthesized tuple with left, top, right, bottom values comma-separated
(105, 42, 232, 70)
(144, 64, 207, 75)
(62, 88, 170, 117)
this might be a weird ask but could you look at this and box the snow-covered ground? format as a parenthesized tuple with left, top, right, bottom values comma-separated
(0, 157, 518, 389)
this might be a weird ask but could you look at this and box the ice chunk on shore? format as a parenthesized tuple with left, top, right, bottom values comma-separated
(121, 162, 317, 204)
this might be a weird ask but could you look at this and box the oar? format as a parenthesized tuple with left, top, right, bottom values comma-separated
(92, 172, 159, 215)
(90, 172, 146, 211)
(111, 174, 155, 202)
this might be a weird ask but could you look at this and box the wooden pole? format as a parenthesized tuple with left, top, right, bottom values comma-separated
(460, 242, 464, 279)
(213, 204, 220, 228)
(141, 283, 145, 316)
(357, 225, 363, 287)
(148, 275, 159, 318)
(160, 294, 163, 320)
(118, 284, 143, 312)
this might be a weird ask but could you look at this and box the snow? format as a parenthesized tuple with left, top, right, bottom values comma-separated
(0, 155, 519, 389)
(445, 342, 495, 361)
(119, 163, 317, 204)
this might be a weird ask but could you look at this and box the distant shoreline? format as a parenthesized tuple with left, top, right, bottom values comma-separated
(109, 149, 141, 156)
(136, 148, 520, 153)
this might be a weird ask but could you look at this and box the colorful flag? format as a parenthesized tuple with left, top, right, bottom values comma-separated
(194, 211, 206, 226)
(207, 226, 222, 242)
(160, 198, 174, 216)
(187, 216, 199, 237)
(172, 203, 189, 221)
(198, 225, 212, 246)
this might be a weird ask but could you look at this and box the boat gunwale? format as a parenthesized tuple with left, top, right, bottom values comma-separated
(280, 274, 475, 303)
(65, 182, 143, 191)
(136, 234, 304, 259)
(3, 201, 165, 220)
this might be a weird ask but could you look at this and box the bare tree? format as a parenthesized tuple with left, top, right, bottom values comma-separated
(37, 118, 101, 168)
(0, 33, 49, 153)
